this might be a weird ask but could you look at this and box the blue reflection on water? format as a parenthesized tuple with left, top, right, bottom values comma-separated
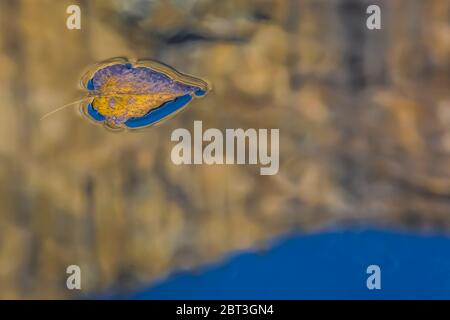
(114, 228, 450, 300)
(87, 103, 106, 121)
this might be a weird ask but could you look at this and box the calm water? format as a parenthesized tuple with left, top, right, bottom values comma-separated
(115, 228, 450, 300)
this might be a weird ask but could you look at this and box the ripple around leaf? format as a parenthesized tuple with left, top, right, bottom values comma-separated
(80, 58, 209, 130)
